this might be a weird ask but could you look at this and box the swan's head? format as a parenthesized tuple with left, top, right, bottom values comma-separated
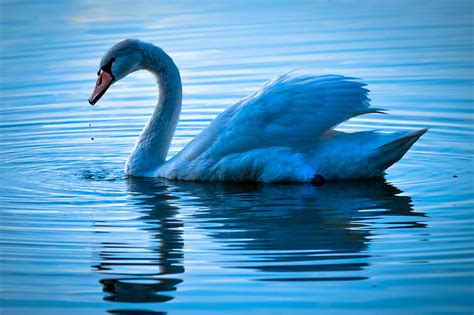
(89, 39, 144, 105)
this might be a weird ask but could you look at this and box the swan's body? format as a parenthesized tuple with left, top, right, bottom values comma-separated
(90, 39, 426, 182)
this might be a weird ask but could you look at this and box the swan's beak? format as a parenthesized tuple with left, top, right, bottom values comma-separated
(89, 71, 114, 105)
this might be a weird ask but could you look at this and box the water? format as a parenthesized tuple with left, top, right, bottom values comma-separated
(1, 1, 473, 314)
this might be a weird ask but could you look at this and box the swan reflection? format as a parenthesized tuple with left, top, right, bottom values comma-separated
(93, 182, 184, 304)
(166, 179, 425, 281)
(93, 178, 425, 304)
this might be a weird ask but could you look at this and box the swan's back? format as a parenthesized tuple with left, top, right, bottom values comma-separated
(157, 74, 425, 182)
(206, 74, 381, 157)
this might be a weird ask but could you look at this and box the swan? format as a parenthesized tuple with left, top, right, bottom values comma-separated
(89, 39, 426, 183)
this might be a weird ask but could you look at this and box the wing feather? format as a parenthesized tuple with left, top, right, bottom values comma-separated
(205, 74, 376, 158)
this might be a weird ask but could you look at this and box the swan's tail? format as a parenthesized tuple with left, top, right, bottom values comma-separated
(369, 128, 428, 171)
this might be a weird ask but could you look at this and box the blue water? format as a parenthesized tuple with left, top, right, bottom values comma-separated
(1, 1, 473, 314)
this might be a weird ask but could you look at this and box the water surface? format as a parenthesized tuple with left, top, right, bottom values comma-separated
(1, 1, 473, 314)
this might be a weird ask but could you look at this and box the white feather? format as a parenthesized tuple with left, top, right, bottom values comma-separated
(156, 74, 425, 182)
(94, 40, 426, 182)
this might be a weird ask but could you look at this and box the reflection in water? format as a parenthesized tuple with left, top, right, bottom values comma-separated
(170, 179, 426, 281)
(93, 181, 184, 304)
(93, 177, 425, 305)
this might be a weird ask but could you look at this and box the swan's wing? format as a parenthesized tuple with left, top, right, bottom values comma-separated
(205, 74, 380, 158)
(160, 74, 384, 180)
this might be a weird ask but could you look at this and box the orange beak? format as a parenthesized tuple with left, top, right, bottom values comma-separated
(89, 71, 114, 105)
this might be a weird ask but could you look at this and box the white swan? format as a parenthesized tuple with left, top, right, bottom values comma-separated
(89, 39, 426, 183)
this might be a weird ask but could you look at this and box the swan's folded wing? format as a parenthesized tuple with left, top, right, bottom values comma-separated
(206, 74, 377, 157)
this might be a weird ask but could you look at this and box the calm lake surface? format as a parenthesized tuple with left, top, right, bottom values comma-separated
(1, 1, 473, 314)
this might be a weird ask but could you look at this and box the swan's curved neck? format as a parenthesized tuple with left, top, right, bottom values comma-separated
(125, 45, 182, 176)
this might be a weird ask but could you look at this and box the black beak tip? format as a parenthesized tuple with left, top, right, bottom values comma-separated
(89, 98, 95, 106)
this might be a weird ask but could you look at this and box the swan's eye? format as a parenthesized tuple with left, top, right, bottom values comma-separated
(100, 57, 116, 76)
